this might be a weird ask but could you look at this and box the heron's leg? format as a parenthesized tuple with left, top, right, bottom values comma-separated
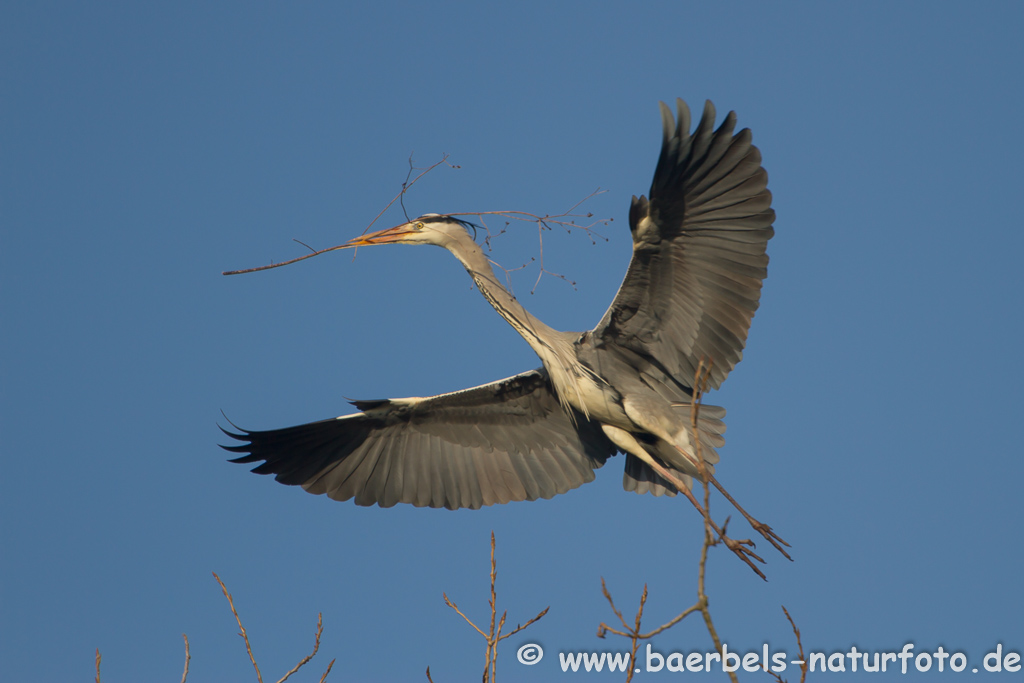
(621, 397, 707, 473)
(600, 425, 767, 580)
(621, 397, 790, 563)
(707, 474, 792, 560)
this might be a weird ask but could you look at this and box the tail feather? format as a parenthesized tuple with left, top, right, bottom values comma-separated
(623, 454, 690, 496)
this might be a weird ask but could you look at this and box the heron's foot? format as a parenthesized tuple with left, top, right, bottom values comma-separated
(708, 474, 792, 561)
(639, 455, 773, 579)
(713, 516, 767, 579)
(691, 502, 768, 581)
(717, 530, 766, 580)
(749, 520, 792, 560)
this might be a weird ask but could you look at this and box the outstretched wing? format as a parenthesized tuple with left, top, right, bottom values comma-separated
(591, 99, 774, 390)
(222, 369, 617, 510)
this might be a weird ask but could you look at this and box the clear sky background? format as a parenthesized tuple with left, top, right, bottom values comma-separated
(3, 2, 1022, 681)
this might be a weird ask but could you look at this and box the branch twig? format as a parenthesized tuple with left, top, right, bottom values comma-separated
(222, 154, 457, 276)
(213, 572, 264, 683)
(213, 572, 332, 683)
(221, 152, 611, 295)
(765, 606, 808, 683)
(181, 634, 191, 683)
(434, 532, 548, 683)
(317, 659, 336, 683)
(275, 613, 324, 683)
(452, 189, 611, 293)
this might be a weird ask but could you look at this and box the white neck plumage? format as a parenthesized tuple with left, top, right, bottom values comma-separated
(443, 230, 594, 417)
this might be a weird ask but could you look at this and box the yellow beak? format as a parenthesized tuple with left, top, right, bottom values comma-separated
(344, 223, 416, 247)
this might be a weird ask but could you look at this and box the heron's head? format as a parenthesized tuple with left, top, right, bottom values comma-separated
(343, 214, 475, 249)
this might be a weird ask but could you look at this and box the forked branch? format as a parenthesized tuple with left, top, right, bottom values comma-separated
(431, 531, 548, 683)
(222, 154, 612, 295)
(213, 572, 335, 683)
(765, 606, 808, 683)
(452, 190, 612, 293)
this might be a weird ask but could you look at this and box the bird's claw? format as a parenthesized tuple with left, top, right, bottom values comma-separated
(707, 474, 792, 562)
(710, 515, 766, 579)
(720, 533, 766, 581)
(658, 467, 776, 580)
(750, 521, 792, 561)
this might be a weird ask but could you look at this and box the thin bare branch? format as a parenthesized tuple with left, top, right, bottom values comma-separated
(595, 581, 650, 683)
(762, 606, 809, 683)
(274, 613, 324, 683)
(642, 602, 704, 639)
(488, 531, 498, 682)
(95, 648, 101, 683)
(181, 634, 191, 683)
(442, 593, 488, 639)
(222, 154, 457, 276)
(763, 608, 807, 683)
(597, 577, 707, 683)
(213, 572, 332, 683)
(213, 572, 264, 683)
(368, 153, 457, 235)
(435, 532, 547, 683)
(687, 359, 739, 683)
(452, 188, 611, 245)
(222, 243, 356, 276)
(497, 606, 550, 641)
(318, 658, 336, 683)
(453, 190, 612, 293)
(626, 587, 649, 683)
(223, 170, 611, 297)
(487, 255, 533, 294)
(293, 239, 318, 254)
(596, 577, 629, 636)
(491, 609, 506, 682)
(400, 154, 459, 220)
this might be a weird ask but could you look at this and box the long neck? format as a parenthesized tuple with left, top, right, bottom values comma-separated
(444, 232, 561, 355)
(444, 231, 593, 415)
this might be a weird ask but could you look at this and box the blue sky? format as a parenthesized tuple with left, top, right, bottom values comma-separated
(3, 2, 1022, 681)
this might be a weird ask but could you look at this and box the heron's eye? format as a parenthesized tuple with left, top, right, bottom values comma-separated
(414, 222, 425, 229)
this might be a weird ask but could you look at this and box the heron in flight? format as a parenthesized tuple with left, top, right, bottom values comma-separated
(223, 99, 786, 573)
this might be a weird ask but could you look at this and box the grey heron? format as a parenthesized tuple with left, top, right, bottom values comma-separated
(223, 99, 786, 573)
